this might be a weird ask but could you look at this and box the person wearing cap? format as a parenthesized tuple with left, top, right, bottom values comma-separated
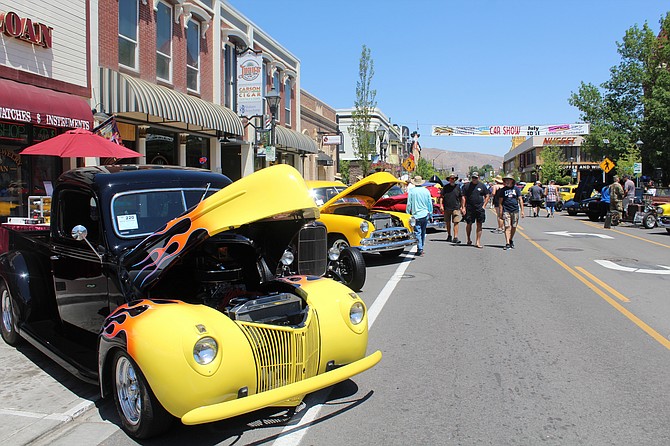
(495, 174, 524, 250)
(609, 175, 624, 225)
(462, 172, 490, 248)
(489, 175, 504, 232)
(529, 180, 544, 217)
(438, 173, 465, 243)
(406, 175, 433, 256)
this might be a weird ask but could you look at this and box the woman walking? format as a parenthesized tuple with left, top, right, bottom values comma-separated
(544, 179, 559, 217)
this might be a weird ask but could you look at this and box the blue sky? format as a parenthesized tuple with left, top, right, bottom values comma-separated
(226, 1, 668, 157)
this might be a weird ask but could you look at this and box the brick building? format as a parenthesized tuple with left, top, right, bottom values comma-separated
(300, 90, 338, 181)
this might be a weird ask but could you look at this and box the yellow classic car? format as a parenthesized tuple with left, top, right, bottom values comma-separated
(559, 184, 579, 202)
(1, 164, 381, 439)
(306, 173, 417, 258)
(655, 202, 670, 233)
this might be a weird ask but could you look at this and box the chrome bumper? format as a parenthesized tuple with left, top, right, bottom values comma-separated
(181, 351, 382, 425)
(358, 237, 417, 253)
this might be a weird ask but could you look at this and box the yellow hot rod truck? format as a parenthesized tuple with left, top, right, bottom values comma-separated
(0, 164, 380, 439)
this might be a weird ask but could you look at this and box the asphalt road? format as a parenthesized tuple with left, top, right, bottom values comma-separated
(3, 209, 670, 445)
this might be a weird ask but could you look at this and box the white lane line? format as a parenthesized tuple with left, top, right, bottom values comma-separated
(272, 250, 416, 446)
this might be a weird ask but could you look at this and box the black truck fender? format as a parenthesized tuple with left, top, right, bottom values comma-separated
(0, 250, 58, 324)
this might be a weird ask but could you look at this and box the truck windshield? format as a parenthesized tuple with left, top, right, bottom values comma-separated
(111, 188, 218, 238)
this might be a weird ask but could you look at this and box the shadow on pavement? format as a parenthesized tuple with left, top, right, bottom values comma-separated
(13, 341, 98, 399)
(103, 379, 368, 446)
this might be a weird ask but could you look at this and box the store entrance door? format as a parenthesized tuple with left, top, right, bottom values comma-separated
(221, 145, 241, 181)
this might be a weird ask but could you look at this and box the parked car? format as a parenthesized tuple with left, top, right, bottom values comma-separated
(373, 182, 445, 231)
(0, 164, 381, 439)
(653, 202, 670, 233)
(306, 172, 417, 258)
(559, 184, 579, 202)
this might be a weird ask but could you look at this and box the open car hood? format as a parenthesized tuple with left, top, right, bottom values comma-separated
(121, 164, 318, 295)
(320, 172, 402, 212)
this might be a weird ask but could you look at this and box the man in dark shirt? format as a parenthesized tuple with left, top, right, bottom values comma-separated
(438, 173, 465, 243)
(529, 181, 544, 217)
(496, 174, 524, 250)
(462, 172, 490, 248)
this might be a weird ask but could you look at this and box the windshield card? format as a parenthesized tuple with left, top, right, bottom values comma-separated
(117, 214, 139, 230)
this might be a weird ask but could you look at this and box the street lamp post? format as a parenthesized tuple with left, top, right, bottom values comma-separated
(569, 156, 576, 182)
(265, 88, 281, 155)
(602, 139, 610, 183)
(635, 140, 643, 186)
(376, 128, 386, 163)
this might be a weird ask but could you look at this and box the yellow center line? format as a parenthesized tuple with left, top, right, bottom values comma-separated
(517, 229, 670, 351)
(574, 266, 630, 302)
(581, 220, 670, 249)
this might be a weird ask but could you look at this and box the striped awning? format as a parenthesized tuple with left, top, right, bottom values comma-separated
(274, 126, 318, 154)
(100, 68, 243, 136)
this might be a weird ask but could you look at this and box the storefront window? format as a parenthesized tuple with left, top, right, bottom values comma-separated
(146, 128, 176, 165)
(118, 0, 139, 69)
(0, 121, 62, 221)
(284, 78, 291, 125)
(223, 44, 237, 109)
(186, 135, 210, 169)
(156, 1, 172, 82)
(186, 20, 200, 92)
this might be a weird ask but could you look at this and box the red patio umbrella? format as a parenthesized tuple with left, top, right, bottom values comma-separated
(20, 128, 142, 159)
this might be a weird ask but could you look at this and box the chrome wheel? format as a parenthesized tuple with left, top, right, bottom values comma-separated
(115, 356, 142, 426)
(1, 288, 12, 334)
(331, 238, 350, 252)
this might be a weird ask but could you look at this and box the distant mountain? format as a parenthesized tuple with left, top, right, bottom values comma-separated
(419, 147, 503, 179)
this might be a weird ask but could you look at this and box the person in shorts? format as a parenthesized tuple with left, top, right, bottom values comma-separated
(496, 174, 524, 250)
(529, 181, 544, 217)
(438, 173, 465, 244)
(462, 172, 490, 248)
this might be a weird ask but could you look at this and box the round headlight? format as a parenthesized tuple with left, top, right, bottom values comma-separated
(350, 302, 365, 325)
(359, 221, 369, 233)
(657, 207, 664, 215)
(409, 216, 416, 227)
(328, 247, 340, 261)
(193, 337, 218, 365)
(280, 250, 295, 266)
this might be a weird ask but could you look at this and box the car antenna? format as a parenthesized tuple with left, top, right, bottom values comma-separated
(200, 182, 211, 202)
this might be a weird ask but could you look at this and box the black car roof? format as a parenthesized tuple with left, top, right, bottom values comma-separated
(56, 165, 232, 191)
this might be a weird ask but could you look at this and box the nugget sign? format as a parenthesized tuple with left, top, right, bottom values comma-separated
(322, 135, 341, 145)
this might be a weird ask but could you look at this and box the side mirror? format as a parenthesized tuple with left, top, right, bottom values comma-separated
(71, 224, 102, 262)
(71, 225, 88, 241)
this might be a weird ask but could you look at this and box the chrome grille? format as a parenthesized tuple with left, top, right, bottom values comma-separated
(297, 224, 327, 276)
(237, 310, 321, 394)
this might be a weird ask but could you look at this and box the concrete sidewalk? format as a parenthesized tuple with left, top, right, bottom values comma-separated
(0, 340, 101, 445)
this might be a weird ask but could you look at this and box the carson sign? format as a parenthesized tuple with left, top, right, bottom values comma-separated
(0, 10, 53, 49)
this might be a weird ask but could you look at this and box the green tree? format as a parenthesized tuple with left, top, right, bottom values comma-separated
(339, 160, 350, 184)
(539, 145, 571, 184)
(348, 45, 377, 177)
(415, 157, 436, 180)
(615, 144, 641, 178)
(569, 13, 670, 179)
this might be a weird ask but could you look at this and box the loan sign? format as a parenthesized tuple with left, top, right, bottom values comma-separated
(0, 10, 53, 49)
(432, 123, 590, 137)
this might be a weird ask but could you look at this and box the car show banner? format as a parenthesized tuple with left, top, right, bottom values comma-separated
(236, 50, 263, 117)
(431, 123, 590, 137)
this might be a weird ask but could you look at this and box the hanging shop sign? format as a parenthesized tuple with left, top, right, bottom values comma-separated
(322, 135, 342, 145)
(431, 123, 590, 137)
(0, 10, 53, 49)
(236, 50, 263, 117)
